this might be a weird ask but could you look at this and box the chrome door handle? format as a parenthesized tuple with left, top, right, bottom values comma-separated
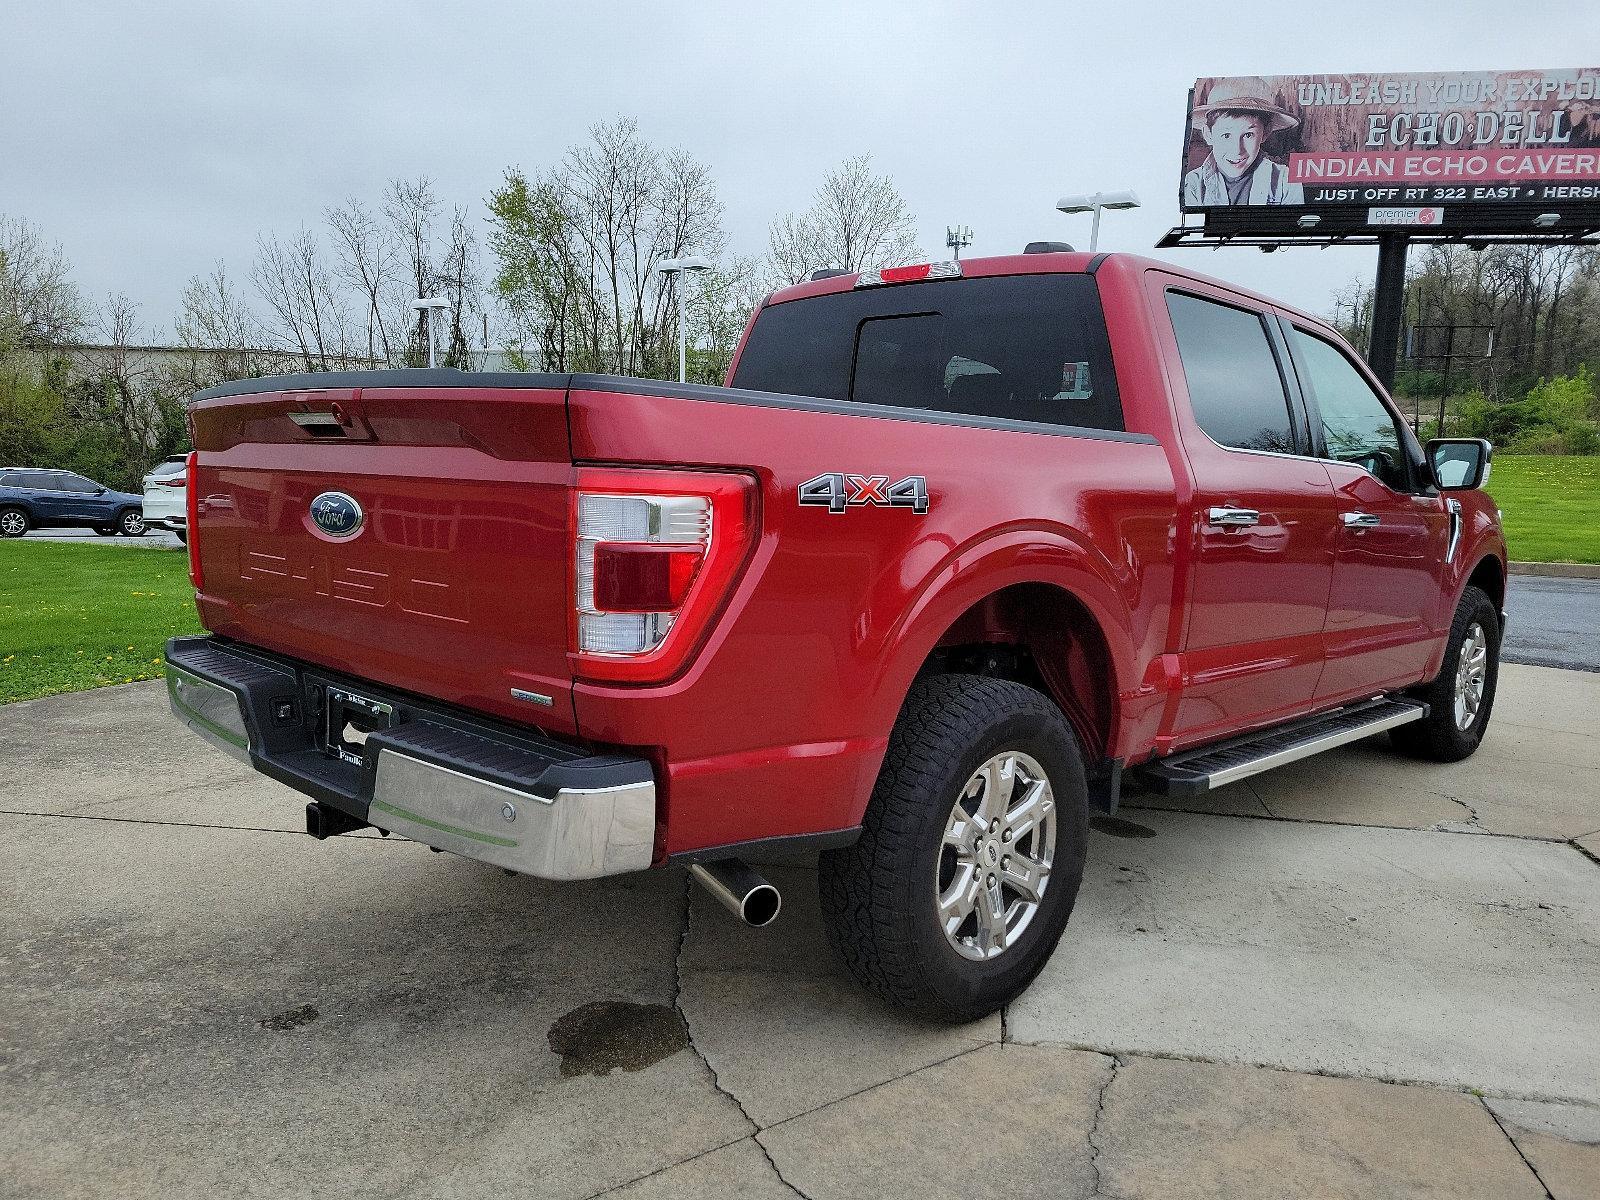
(1342, 511, 1381, 529)
(1207, 506, 1260, 528)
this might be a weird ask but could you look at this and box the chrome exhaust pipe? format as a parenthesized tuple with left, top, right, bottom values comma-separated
(690, 859, 782, 927)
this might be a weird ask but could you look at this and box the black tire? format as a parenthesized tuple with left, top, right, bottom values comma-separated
(117, 509, 146, 537)
(819, 674, 1089, 1023)
(1390, 585, 1500, 762)
(175, 530, 188, 545)
(0, 506, 30, 537)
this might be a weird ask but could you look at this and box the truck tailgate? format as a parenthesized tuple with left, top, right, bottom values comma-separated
(188, 382, 580, 734)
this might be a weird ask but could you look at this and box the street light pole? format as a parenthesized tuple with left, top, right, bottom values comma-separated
(657, 256, 712, 383)
(410, 296, 452, 369)
(1055, 191, 1141, 252)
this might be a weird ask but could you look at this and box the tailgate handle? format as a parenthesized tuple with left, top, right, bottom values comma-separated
(289, 411, 348, 437)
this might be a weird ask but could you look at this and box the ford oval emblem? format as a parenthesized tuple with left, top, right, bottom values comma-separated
(310, 491, 363, 538)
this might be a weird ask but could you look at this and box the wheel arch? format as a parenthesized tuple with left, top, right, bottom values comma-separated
(869, 531, 1139, 779)
(913, 582, 1119, 768)
(1464, 553, 1505, 616)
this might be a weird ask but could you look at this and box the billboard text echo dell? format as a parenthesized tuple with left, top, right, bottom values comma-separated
(1180, 68, 1600, 229)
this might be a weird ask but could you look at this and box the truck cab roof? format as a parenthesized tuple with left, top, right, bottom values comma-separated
(764, 251, 1336, 336)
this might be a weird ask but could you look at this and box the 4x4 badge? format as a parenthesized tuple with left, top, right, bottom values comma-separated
(799, 473, 929, 514)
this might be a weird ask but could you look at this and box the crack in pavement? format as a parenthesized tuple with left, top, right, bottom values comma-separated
(0, 808, 390, 839)
(1424, 792, 1487, 835)
(669, 873, 814, 1200)
(1245, 780, 1276, 819)
(1002, 1038, 1600, 1112)
(1119, 800, 1570, 844)
(1085, 1053, 1123, 1200)
(1482, 1097, 1557, 1200)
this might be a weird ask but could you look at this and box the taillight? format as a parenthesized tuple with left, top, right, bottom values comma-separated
(572, 467, 757, 683)
(185, 451, 202, 591)
(164, 475, 186, 487)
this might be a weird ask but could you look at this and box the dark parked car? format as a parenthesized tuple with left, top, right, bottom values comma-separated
(0, 468, 146, 537)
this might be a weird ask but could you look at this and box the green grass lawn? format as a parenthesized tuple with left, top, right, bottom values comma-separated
(0, 540, 202, 704)
(1483, 455, 1600, 565)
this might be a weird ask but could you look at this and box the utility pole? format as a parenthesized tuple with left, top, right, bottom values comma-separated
(945, 225, 974, 260)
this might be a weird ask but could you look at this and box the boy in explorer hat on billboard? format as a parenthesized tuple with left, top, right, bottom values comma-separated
(1183, 77, 1306, 206)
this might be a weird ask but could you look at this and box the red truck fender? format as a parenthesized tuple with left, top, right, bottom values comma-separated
(857, 523, 1144, 795)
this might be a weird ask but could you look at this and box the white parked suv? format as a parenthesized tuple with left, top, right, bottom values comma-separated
(141, 455, 189, 542)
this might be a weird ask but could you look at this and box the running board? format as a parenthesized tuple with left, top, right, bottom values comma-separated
(1134, 697, 1428, 796)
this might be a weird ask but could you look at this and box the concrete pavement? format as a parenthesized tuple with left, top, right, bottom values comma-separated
(2, 663, 1597, 1199)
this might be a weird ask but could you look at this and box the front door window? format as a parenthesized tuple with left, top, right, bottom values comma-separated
(1288, 330, 1409, 491)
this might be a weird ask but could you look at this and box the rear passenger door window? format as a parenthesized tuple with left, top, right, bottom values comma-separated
(1287, 328, 1411, 492)
(1166, 292, 1298, 455)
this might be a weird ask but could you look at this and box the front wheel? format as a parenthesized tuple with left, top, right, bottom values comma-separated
(1390, 584, 1500, 762)
(819, 674, 1089, 1023)
(117, 509, 147, 537)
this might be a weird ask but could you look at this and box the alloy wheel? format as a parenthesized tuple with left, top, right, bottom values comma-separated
(1453, 622, 1488, 731)
(936, 750, 1056, 961)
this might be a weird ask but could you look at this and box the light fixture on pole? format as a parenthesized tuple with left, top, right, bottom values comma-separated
(1055, 191, 1141, 253)
(410, 297, 452, 369)
(658, 255, 713, 383)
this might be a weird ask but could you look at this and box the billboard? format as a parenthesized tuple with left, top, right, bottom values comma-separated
(1180, 69, 1600, 231)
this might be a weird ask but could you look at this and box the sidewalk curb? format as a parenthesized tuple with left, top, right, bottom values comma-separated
(1509, 561, 1600, 581)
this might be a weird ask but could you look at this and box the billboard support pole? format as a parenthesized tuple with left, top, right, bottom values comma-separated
(1367, 235, 1408, 395)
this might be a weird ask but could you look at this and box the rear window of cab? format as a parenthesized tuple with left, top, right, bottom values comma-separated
(731, 274, 1124, 433)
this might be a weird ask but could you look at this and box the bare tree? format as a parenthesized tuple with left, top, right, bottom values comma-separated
(488, 120, 728, 379)
(252, 229, 353, 371)
(172, 262, 274, 389)
(688, 255, 767, 385)
(437, 207, 482, 366)
(766, 155, 922, 285)
(327, 198, 399, 364)
(385, 178, 440, 365)
(0, 214, 87, 351)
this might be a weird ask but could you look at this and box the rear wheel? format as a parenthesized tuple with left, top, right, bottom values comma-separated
(117, 509, 146, 537)
(175, 530, 188, 545)
(0, 507, 29, 537)
(1390, 584, 1500, 762)
(819, 674, 1089, 1023)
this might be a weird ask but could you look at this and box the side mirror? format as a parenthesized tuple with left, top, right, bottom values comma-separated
(1425, 438, 1492, 491)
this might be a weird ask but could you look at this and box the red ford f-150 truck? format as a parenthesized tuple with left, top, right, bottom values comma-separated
(166, 251, 1505, 1021)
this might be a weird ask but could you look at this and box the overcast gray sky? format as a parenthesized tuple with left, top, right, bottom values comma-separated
(5, 1, 1596, 340)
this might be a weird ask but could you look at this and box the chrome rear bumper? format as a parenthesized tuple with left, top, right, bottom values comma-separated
(367, 750, 655, 880)
(163, 636, 656, 881)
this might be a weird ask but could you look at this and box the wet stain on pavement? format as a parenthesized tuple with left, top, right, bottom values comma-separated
(547, 1001, 688, 1078)
(259, 1003, 320, 1031)
(1091, 815, 1159, 839)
